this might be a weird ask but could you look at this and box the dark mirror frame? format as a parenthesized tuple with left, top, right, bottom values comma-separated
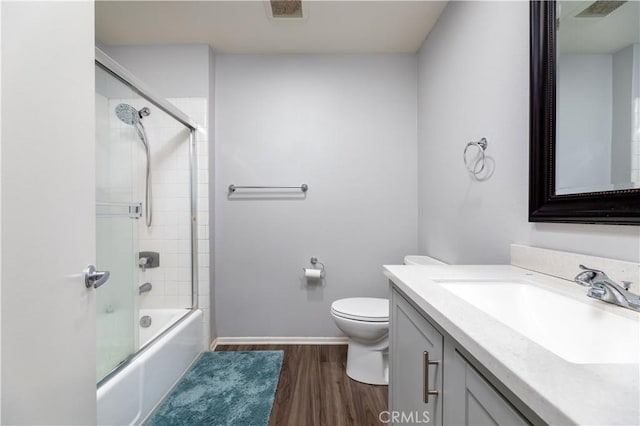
(529, 0, 640, 225)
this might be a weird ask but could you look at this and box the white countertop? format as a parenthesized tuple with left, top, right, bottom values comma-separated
(384, 265, 640, 426)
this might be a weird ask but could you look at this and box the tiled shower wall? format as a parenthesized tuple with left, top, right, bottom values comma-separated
(107, 97, 210, 345)
(176, 97, 211, 347)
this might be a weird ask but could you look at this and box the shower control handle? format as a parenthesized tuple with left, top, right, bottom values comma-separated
(84, 265, 110, 289)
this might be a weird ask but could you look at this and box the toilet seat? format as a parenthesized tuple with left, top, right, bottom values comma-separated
(331, 297, 388, 322)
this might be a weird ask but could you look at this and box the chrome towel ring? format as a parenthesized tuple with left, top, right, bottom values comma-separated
(463, 138, 489, 178)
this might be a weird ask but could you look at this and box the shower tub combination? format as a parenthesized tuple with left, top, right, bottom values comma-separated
(97, 310, 203, 425)
(95, 48, 204, 425)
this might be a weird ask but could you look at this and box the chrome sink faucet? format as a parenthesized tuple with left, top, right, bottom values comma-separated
(574, 265, 640, 312)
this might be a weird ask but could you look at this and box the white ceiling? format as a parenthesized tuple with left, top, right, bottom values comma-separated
(558, 0, 640, 54)
(95, 1, 448, 54)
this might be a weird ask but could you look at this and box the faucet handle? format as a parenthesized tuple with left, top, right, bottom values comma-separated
(575, 265, 608, 286)
(575, 265, 597, 286)
(138, 256, 149, 271)
(578, 264, 606, 275)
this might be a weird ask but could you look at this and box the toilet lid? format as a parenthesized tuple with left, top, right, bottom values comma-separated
(331, 297, 389, 322)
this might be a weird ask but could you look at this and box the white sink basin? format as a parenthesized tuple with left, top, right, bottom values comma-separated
(437, 280, 640, 364)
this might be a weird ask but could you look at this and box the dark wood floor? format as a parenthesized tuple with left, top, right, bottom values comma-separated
(215, 345, 388, 426)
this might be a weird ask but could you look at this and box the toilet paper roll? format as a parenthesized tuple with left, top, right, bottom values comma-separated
(303, 268, 323, 279)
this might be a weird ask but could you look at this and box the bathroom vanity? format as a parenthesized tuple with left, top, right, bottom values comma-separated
(385, 263, 640, 426)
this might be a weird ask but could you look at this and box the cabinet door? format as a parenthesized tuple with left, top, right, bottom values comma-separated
(446, 349, 528, 426)
(390, 290, 444, 426)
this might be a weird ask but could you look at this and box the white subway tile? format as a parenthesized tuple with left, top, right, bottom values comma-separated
(198, 297, 210, 309)
(178, 240, 191, 254)
(178, 253, 191, 268)
(178, 223, 191, 240)
(140, 294, 164, 309)
(198, 253, 210, 268)
(198, 279, 210, 296)
(164, 282, 179, 296)
(146, 267, 165, 282)
(197, 169, 209, 184)
(198, 268, 210, 283)
(178, 281, 192, 297)
(198, 240, 210, 254)
(162, 253, 178, 268)
(162, 239, 178, 254)
(198, 224, 208, 239)
(198, 183, 208, 198)
(164, 267, 178, 281)
(153, 212, 179, 226)
(178, 267, 191, 281)
(197, 215, 209, 228)
(178, 295, 192, 308)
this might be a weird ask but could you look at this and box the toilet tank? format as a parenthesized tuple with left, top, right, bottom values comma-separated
(404, 255, 447, 265)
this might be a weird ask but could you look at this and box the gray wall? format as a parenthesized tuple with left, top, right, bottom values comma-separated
(417, 1, 639, 264)
(611, 44, 635, 185)
(214, 54, 418, 337)
(100, 44, 210, 98)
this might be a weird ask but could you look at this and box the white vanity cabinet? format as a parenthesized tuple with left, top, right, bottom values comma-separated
(390, 289, 444, 425)
(390, 289, 530, 426)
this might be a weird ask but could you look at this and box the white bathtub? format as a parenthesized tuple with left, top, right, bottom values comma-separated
(97, 309, 204, 425)
(139, 308, 191, 348)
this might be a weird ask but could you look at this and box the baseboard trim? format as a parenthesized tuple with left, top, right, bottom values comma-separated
(210, 336, 348, 350)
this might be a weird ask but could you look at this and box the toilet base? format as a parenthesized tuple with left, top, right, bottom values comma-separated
(345, 338, 388, 385)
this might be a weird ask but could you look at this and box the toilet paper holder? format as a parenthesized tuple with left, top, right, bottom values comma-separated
(310, 257, 324, 272)
(303, 257, 325, 278)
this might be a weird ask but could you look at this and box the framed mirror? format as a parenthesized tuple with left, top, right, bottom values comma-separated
(530, 0, 640, 225)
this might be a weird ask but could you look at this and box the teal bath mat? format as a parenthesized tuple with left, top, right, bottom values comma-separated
(145, 351, 284, 426)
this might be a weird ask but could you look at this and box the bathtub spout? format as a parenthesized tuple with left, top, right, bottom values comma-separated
(139, 282, 152, 295)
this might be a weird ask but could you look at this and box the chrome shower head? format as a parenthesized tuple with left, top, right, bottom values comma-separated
(115, 103, 150, 125)
(115, 103, 139, 125)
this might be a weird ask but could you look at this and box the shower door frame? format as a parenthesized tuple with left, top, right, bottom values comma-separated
(95, 47, 200, 386)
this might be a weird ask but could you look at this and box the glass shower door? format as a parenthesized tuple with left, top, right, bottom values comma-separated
(95, 57, 196, 384)
(95, 65, 140, 382)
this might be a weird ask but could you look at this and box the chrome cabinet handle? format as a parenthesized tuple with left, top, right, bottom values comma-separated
(423, 351, 439, 403)
(84, 265, 110, 289)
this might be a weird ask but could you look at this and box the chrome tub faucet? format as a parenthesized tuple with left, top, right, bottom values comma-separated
(139, 282, 152, 295)
(574, 265, 640, 312)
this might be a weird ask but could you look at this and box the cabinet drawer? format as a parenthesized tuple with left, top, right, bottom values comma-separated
(459, 353, 529, 426)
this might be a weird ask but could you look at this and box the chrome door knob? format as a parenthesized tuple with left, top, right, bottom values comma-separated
(84, 265, 110, 289)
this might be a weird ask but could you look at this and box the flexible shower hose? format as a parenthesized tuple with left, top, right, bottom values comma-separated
(135, 121, 153, 228)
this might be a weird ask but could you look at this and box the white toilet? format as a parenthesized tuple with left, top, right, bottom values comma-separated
(330, 297, 389, 385)
(330, 256, 447, 385)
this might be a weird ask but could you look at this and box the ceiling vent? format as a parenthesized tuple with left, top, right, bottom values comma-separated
(270, 0, 303, 18)
(575, 0, 627, 18)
